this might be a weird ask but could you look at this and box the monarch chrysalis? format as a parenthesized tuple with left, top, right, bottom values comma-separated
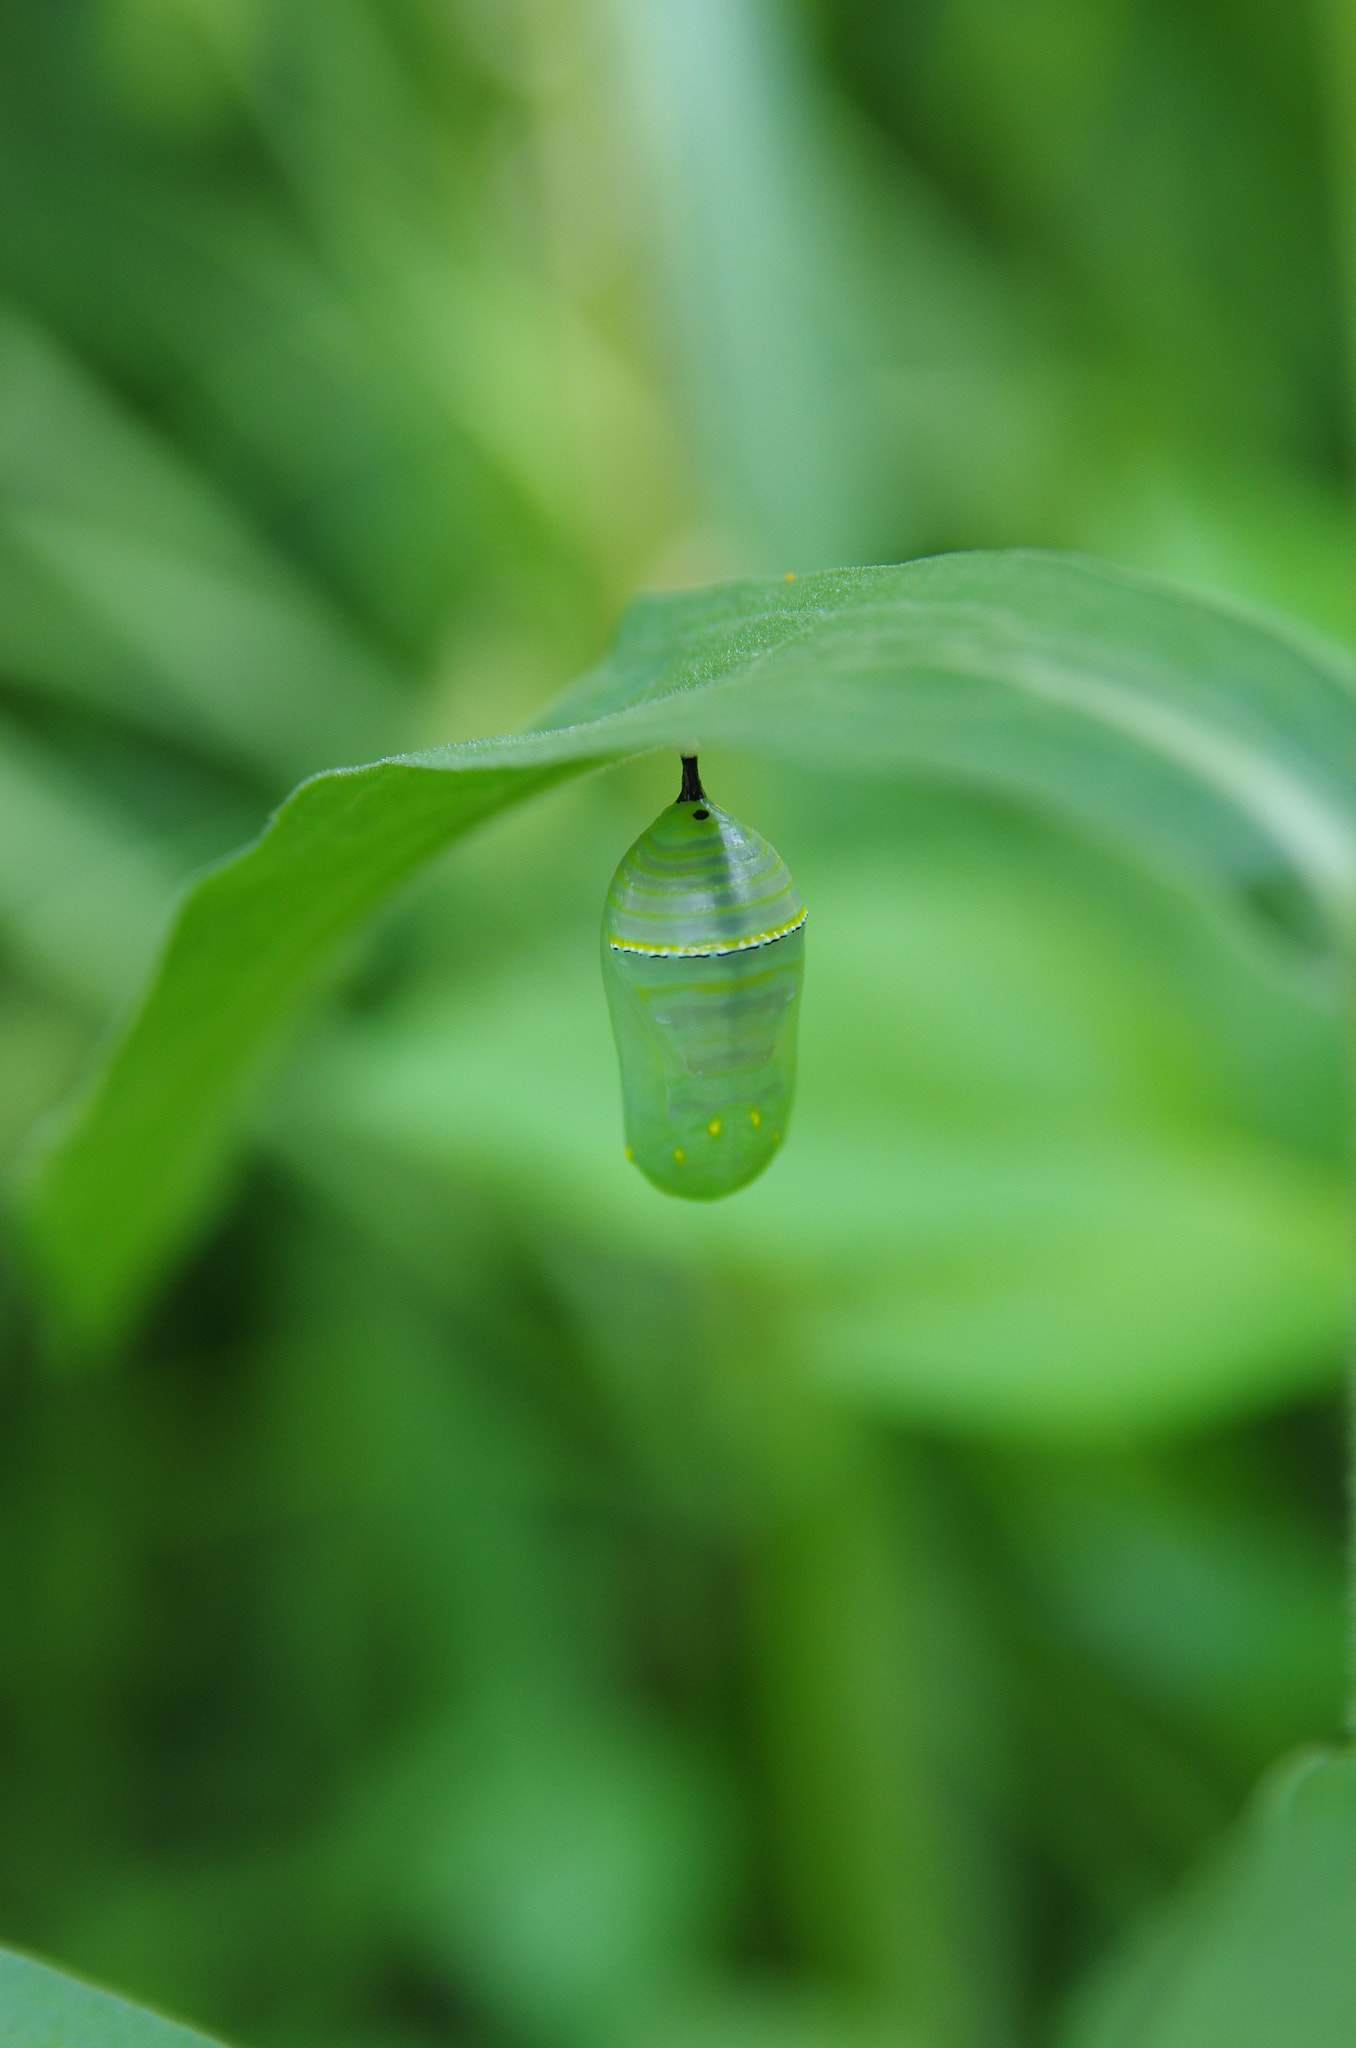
(602, 755, 806, 1199)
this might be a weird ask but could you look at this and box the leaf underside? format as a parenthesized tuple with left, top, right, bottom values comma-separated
(12, 550, 1356, 1350)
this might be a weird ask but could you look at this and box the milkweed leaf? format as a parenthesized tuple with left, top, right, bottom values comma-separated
(14, 551, 1356, 1350)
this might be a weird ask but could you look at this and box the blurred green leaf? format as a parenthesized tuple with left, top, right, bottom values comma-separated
(0, 1945, 225, 2048)
(0, 305, 407, 783)
(616, 0, 1064, 568)
(986, 1458, 1345, 1767)
(15, 551, 1356, 1353)
(392, 1716, 736, 2040)
(1060, 1750, 1356, 2046)
(0, 710, 180, 1009)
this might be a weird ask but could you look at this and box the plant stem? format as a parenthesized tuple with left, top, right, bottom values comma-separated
(752, 1411, 1011, 2044)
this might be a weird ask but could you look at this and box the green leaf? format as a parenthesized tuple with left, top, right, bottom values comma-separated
(0, 708, 179, 1009)
(1059, 1750, 1356, 2047)
(0, 305, 405, 783)
(0, 1946, 224, 2048)
(14, 551, 1356, 1351)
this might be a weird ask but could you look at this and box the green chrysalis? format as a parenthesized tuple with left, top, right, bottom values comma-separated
(602, 756, 806, 1198)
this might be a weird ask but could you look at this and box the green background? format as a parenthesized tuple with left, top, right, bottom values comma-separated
(0, 3, 1354, 2045)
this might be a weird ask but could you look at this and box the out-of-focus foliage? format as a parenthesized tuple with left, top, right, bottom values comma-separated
(0, 1945, 221, 2047)
(1060, 1751, 1356, 2046)
(0, 4, 1351, 2048)
(20, 556, 1356, 1392)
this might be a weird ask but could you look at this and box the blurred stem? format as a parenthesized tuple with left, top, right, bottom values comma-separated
(751, 1413, 1010, 2047)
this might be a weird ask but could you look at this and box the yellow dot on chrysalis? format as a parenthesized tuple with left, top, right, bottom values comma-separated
(749, 1108, 761, 1128)
(784, 570, 796, 581)
(708, 1117, 722, 1138)
(673, 1147, 685, 1164)
(624, 1146, 634, 1161)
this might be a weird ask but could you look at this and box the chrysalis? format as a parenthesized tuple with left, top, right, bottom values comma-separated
(602, 755, 806, 1199)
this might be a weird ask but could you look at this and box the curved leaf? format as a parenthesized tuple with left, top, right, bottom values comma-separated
(1060, 1750, 1356, 2047)
(13, 551, 1356, 1350)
